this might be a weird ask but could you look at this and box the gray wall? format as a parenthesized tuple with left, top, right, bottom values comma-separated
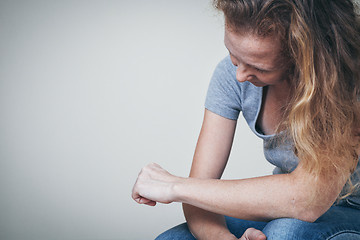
(0, 1, 272, 239)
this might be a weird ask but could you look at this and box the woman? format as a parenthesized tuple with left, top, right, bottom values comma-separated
(132, 0, 360, 239)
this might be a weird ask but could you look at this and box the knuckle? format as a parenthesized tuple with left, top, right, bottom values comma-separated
(140, 165, 150, 175)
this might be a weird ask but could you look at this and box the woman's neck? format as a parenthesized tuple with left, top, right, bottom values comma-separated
(267, 79, 292, 103)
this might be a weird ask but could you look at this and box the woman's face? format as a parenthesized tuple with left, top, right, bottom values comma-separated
(224, 26, 290, 88)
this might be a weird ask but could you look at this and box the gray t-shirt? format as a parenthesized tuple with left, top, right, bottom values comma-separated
(205, 55, 360, 206)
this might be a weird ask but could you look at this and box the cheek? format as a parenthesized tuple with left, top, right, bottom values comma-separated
(264, 71, 288, 84)
(255, 75, 278, 84)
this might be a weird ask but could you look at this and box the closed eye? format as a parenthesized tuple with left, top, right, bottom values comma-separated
(229, 51, 271, 73)
(254, 67, 269, 74)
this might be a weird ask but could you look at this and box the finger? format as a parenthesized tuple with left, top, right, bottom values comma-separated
(144, 200, 157, 206)
(131, 188, 147, 204)
(131, 186, 142, 203)
(139, 197, 156, 205)
(134, 196, 157, 206)
(240, 228, 266, 240)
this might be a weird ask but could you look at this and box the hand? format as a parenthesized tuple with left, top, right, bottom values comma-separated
(239, 228, 266, 240)
(132, 163, 182, 206)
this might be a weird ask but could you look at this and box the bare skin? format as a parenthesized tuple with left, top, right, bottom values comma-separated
(132, 27, 353, 239)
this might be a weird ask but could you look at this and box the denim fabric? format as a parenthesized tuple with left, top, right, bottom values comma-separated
(155, 205, 360, 240)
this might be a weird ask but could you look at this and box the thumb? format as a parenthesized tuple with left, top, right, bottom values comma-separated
(240, 228, 266, 240)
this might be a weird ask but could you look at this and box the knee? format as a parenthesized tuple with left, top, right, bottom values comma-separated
(262, 218, 313, 240)
(155, 223, 195, 240)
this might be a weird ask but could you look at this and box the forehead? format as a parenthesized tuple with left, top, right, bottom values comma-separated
(224, 26, 283, 63)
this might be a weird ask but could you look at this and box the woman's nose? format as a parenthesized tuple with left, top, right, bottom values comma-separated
(236, 64, 251, 83)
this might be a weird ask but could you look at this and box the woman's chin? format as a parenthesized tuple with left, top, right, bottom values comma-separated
(250, 81, 267, 87)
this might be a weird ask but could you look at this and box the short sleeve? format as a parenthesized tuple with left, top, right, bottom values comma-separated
(205, 56, 242, 120)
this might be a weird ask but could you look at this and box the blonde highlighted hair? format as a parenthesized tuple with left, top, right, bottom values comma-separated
(214, 0, 360, 196)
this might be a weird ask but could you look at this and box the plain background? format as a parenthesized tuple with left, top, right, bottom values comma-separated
(0, 0, 291, 239)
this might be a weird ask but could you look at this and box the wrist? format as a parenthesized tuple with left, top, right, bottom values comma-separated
(172, 176, 188, 203)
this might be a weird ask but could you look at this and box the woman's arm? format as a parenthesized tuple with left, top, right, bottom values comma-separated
(132, 109, 352, 230)
(183, 109, 238, 239)
(134, 155, 349, 224)
(176, 161, 347, 223)
(133, 109, 239, 239)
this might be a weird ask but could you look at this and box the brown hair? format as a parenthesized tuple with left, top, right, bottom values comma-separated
(214, 0, 360, 197)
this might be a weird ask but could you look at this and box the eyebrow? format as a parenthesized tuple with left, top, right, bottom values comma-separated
(228, 50, 274, 72)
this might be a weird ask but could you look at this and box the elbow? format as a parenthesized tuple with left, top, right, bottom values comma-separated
(291, 198, 330, 223)
(289, 193, 329, 223)
(293, 208, 322, 223)
(287, 170, 338, 223)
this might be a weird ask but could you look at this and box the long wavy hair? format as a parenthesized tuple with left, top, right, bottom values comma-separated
(214, 0, 360, 196)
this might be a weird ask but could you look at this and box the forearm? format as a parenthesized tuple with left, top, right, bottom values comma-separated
(176, 172, 334, 222)
(180, 111, 239, 239)
(133, 163, 343, 223)
(183, 203, 236, 240)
